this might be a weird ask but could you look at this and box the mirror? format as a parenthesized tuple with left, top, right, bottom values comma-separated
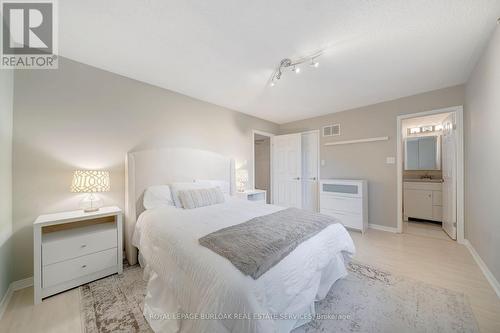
(404, 136, 441, 170)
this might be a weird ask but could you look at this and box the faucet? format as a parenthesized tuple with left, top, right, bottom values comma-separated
(420, 172, 432, 180)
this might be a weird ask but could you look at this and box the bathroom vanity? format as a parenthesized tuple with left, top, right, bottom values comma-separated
(403, 133, 443, 222)
(403, 180, 442, 222)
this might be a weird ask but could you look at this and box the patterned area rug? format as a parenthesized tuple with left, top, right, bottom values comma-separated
(80, 262, 478, 333)
(80, 264, 151, 333)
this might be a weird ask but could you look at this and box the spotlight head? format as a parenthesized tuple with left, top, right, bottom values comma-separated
(310, 58, 319, 68)
(270, 81, 276, 87)
(293, 66, 300, 73)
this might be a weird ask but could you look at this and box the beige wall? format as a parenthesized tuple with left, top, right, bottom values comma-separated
(0, 69, 14, 299)
(279, 85, 465, 229)
(465, 26, 500, 281)
(12, 58, 278, 280)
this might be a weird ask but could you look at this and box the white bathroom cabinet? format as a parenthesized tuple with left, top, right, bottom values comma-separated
(403, 181, 442, 222)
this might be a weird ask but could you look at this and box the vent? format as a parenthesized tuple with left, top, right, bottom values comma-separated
(323, 124, 340, 137)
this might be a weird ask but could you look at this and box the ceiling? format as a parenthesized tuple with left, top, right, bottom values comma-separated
(58, 1, 500, 124)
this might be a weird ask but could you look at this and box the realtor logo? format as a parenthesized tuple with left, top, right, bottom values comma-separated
(1, 0, 58, 68)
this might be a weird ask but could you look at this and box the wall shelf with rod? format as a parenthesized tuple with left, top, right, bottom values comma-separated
(324, 136, 390, 146)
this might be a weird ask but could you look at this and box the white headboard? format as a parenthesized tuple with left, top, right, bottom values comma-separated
(125, 148, 235, 265)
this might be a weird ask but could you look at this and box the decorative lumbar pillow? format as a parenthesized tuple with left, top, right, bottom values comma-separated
(178, 187, 225, 209)
(143, 185, 175, 210)
(170, 182, 208, 208)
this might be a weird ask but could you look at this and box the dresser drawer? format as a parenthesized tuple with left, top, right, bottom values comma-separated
(321, 208, 362, 231)
(320, 195, 362, 214)
(42, 223, 117, 266)
(43, 248, 117, 288)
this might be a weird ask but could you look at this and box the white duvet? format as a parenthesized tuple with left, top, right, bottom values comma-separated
(133, 198, 355, 333)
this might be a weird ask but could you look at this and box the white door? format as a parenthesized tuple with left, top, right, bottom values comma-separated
(442, 113, 457, 240)
(301, 132, 319, 211)
(272, 133, 302, 208)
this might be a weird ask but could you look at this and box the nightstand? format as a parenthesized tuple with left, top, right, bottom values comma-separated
(33, 206, 123, 304)
(234, 189, 267, 204)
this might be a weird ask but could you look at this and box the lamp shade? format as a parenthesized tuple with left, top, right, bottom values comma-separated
(70, 170, 110, 193)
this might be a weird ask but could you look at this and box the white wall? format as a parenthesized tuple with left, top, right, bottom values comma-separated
(12, 58, 278, 281)
(280, 85, 465, 229)
(465, 26, 500, 282)
(0, 69, 14, 300)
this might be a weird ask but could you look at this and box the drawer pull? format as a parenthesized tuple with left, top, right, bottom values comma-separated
(81, 265, 87, 268)
(81, 244, 87, 248)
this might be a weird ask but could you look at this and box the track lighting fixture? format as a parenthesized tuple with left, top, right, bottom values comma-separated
(268, 50, 323, 87)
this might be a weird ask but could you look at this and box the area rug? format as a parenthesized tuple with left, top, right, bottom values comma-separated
(80, 262, 478, 333)
(80, 264, 152, 333)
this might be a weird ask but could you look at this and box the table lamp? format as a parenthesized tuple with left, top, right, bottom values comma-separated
(70, 170, 110, 212)
(236, 169, 248, 193)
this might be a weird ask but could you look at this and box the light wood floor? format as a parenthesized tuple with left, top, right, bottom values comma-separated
(1, 229, 499, 333)
(403, 220, 452, 240)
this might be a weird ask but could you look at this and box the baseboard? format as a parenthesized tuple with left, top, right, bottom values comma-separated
(464, 239, 500, 299)
(368, 223, 398, 233)
(0, 276, 33, 320)
(0, 286, 14, 320)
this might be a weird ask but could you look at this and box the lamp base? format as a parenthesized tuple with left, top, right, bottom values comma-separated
(79, 193, 103, 212)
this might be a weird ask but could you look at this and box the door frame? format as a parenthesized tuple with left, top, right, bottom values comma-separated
(252, 130, 275, 203)
(396, 106, 464, 243)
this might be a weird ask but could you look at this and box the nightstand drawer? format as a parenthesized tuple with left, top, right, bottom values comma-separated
(42, 223, 117, 266)
(43, 248, 117, 288)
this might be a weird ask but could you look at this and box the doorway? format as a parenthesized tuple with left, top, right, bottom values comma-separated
(396, 106, 464, 243)
(253, 130, 273, 203)
(271, 130, 320, 211)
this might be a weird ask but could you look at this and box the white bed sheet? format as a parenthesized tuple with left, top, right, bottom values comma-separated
(133, 198, 355, 333)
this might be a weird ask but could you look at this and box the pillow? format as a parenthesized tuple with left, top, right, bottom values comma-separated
(178, 187, 225, 209)
(143, 185, 174, 210)
(194, 179, 230, 195)
(170, 182, 207, 208)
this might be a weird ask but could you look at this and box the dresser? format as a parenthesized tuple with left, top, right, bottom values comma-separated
(33, 206, 122, 304)
(319, 179, 368, 233)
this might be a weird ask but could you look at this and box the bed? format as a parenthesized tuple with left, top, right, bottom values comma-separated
(125, 148, 355, 333)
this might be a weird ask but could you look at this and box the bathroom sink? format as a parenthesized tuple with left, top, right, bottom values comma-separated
(404, 178, 444, 183)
